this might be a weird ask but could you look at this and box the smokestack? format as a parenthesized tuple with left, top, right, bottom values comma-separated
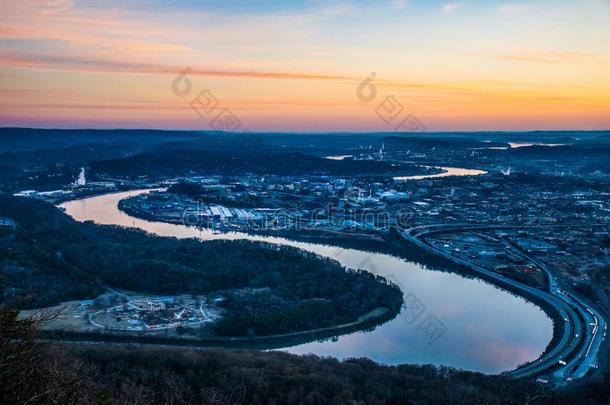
(74, 167, 86, 187)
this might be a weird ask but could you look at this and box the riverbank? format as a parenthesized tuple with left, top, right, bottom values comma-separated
(117, 195, 567, 372)
(238, 226, 568, 368)
(1, 191, 403, 350)
(59, 189, 555, 374)
(37, 307, 393, 350)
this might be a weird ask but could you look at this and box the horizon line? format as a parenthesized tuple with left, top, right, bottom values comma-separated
(1, 126, 609, 135)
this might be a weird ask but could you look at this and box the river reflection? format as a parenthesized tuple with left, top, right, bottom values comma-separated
(393, 166, 487, 181)
(61, 190, 552, 374)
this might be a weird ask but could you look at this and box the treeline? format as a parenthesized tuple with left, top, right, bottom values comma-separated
(167, 182, 261, 208)
(0, 193, 402, 337)
(382, 135, 508, 151)
(58, 345, 543, 404)
(90, 150, 430, 178)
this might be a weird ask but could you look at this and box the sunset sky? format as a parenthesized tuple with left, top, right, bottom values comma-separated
(1, 0, 609, 131)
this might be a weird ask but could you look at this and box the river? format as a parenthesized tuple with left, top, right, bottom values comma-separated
(60, 182, 552, 374)
(393, 166, 487, 181)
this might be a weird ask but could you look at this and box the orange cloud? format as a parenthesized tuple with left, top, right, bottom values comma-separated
(0, 53, 351, 81)
(1, 0, 609, 131)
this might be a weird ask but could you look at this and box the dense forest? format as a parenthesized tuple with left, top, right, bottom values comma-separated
(0, 193, 402, 337)
(167, 182, 262, 208)
(90, 150, 434, 178)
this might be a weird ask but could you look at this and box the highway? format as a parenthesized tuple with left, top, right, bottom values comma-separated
(401, 223, 606, 386)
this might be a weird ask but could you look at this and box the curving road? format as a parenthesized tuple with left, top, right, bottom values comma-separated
(402, 223, 606, 386)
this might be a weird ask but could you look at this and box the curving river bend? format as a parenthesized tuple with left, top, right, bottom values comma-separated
(60, 171, 552, 374)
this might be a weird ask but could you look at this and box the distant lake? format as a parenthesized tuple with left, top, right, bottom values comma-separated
(61, 188, 551, 374)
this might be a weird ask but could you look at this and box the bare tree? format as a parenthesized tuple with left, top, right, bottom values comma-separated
(0, 280, 94, 404)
